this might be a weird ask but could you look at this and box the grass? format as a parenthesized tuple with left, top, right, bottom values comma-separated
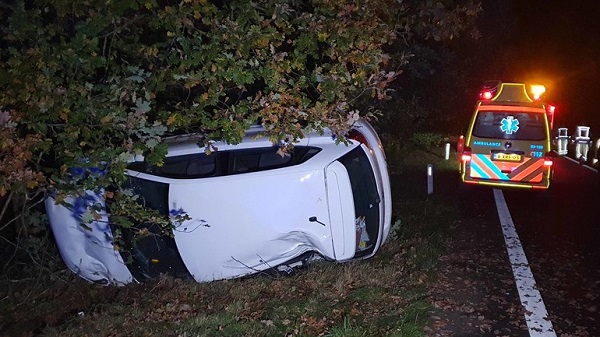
(0, 140, 461, 337)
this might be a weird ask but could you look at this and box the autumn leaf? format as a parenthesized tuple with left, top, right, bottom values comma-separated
(166, 113, 178, 126)
(101, 114, 113, 124)
(59, 108, 69, 122)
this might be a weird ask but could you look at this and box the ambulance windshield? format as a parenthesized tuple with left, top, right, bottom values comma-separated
(472, 111, 547, 141)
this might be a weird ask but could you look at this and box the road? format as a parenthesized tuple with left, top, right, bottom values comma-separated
(502, 156, 600, 336)
(427, 155, 599, 337)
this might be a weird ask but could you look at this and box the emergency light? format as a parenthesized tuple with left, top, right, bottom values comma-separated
(480, 91, 493, 100)
(478, 82, 548, 102)
(530, 84, 546, 100)
(478, 81, 501, 100)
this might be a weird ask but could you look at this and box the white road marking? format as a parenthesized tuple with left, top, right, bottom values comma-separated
(493, 189, 557, 337)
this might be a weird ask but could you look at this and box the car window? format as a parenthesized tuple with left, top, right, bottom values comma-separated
(472, 110, 547, 141)
(338, 146, 380, 257)
(128, 146, 321, 178)
(231, 148, 292, 173)
(118, 177, 191, 281)
(151, 154, 217, 178)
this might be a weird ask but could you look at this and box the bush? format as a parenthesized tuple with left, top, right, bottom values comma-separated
(409, 132, 444, 150)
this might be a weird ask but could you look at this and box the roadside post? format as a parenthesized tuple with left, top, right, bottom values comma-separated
(445, 142, 451, 160)
(556, 127, 569, 155)
(574, 126, 591, 162)
(427, 164, 433, 195)
(594, 139, 600, 167)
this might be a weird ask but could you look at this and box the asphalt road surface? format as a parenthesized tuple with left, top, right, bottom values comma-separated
(502, 156, 600, 336)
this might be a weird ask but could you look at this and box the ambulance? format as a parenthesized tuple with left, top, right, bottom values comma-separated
(458, 81, 557, 189)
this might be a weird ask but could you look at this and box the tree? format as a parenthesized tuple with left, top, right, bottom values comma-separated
(0, 0, 480, 267)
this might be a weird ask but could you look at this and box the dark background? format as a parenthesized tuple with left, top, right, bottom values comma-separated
(480, 0, 600, 136)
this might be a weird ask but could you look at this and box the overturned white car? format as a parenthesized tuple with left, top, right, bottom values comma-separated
(45, 119, 392, 285)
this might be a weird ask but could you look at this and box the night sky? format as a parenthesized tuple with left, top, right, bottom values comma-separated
(479, 0, 600, 134)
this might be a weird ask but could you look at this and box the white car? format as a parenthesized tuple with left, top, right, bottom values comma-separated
(45, 119, 392, 285)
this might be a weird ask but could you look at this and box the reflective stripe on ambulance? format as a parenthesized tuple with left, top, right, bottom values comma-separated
(469, 154, 545, 183)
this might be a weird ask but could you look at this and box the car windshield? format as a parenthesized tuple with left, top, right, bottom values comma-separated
(472, 110, 547, 141)
(338, 146, 380, 257)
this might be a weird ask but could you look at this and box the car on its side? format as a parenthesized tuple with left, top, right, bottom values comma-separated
(45, 119, 392, 285)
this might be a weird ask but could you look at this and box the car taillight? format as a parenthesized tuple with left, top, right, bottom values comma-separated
(347, 129, 371, 149)
(461, 147, 472, 162)
(543, 152, 554, 166)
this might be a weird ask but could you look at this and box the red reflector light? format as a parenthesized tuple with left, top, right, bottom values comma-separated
(457, 135, 465, 153)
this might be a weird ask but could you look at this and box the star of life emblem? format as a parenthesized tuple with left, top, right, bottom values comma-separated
(500, 116, 519, 134)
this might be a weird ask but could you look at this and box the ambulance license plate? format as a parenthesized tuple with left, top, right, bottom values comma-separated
(493, 153, 522, 162)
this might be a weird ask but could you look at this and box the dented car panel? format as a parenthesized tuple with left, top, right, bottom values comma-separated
(165, 168, 335, 282)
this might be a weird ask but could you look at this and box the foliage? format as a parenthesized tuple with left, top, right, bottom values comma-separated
(0, 0, 481, 272)
(410, 132, 444, 150)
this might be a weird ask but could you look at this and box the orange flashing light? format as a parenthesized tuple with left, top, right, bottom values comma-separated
(530, 84, 546, 100)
